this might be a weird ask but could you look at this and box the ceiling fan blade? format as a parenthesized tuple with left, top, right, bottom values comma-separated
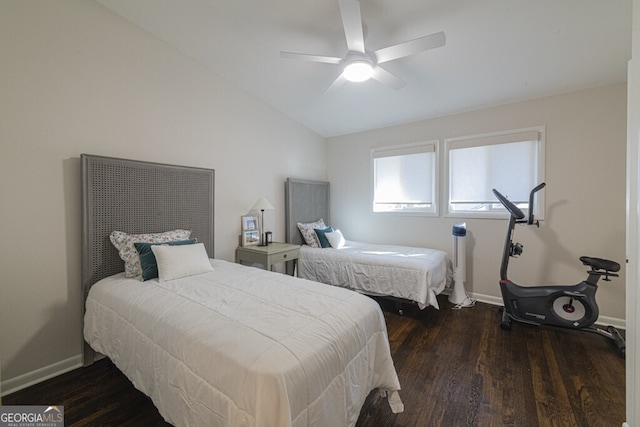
(338, 0, 365, 53)
(372, 66, 407, 90)
(375, 31, 446, 64)
(325, 73, 348, 93)
(280, 51, 343, 64)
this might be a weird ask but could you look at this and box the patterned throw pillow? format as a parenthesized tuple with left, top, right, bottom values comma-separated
(296, 219, 326, 248)
(110, 229, 191, 279)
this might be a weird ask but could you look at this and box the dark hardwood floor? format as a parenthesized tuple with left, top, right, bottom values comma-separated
(4, 295, 625, 426)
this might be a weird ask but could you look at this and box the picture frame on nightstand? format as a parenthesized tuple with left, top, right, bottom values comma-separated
(241, 215, 258, 231)
(241, 230, 260, 246)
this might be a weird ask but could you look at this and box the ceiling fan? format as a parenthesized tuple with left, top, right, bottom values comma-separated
(280, 0, 446, 91)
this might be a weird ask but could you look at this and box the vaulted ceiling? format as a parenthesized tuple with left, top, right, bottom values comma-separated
(97, 0, 632, 137)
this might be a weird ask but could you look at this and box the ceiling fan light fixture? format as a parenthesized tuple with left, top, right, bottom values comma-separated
(343, 60, 374, 82)
(279, 0, 445, 91)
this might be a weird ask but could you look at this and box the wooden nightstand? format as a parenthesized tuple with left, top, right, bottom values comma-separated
(235, 242, 300, 275)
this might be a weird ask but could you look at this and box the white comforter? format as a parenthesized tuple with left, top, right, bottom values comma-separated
(84, 259, 402, 427)
(298, 241, 451, 309)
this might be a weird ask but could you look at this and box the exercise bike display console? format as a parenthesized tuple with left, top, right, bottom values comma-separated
(493, 183, 626, 358)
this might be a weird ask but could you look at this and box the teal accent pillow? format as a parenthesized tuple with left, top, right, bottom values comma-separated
(314, 226, 334, 248)
(135, 239, 197, 281)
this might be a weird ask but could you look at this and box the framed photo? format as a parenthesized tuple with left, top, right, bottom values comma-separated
(241, 215, 258, 231)
(241, 230, 260, 246)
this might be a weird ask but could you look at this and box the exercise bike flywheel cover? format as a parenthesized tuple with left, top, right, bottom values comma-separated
(452, 222, 467, 236)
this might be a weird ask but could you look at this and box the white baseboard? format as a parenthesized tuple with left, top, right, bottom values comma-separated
(595, 314, 626, 330)
(1, 354, 83, 397)
(468, 292, 504, 307)
(444, 288, 626, 330)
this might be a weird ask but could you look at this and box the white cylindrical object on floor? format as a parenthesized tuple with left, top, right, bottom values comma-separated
(449, 222, 473, 306)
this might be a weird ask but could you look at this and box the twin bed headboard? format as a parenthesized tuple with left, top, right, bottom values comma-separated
(284, 178, 330, 246)
(81, 154, 215, 364)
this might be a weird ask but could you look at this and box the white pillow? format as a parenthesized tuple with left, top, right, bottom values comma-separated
(326, 229, 346, 249)
(297, 218, 326, 247)
(151, 242, 213, 282)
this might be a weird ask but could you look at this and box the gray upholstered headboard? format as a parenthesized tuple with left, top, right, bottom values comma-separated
(81, 154, 214, 364)
(285, 178, 330, 246)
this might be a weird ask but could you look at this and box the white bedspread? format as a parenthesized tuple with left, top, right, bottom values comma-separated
(298, 241, 451, 309)
(84, 259, 402, 427)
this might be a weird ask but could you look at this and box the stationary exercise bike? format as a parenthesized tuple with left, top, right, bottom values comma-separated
(493, 183, 626, 358)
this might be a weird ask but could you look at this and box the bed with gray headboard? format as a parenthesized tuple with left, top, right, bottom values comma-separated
(285, 178, 330, 246)
(81, 154, 215, 365)
(80, 156, 403, 425)
(285, 177, 452, 310)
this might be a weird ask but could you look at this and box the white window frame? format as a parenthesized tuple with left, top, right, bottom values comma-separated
(371, 140, 439, 216)
(444, 126, 546, 219)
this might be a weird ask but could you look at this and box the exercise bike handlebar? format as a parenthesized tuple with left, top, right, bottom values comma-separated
(492, 189, 525, 220)
(494, 183, 546, 281)
(492, 183, 546, 224)
(527, 183, 546, 225)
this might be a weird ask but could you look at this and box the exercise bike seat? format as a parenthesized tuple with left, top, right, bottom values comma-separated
(579, 256, 620, 272)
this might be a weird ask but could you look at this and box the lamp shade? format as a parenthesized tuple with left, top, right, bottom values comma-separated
(252, 197, 274, 211)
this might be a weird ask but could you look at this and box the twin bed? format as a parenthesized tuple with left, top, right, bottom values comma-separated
(81, 155, 402, 427)
(285, 178, 452, 310)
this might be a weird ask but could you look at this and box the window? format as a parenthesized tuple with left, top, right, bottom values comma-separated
(446, 127, 545, 218)
(372, 141, 438, 215)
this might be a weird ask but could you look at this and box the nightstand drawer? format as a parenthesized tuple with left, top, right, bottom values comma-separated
(235, 242, 300, 275)
(269, 248, 299, 265)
